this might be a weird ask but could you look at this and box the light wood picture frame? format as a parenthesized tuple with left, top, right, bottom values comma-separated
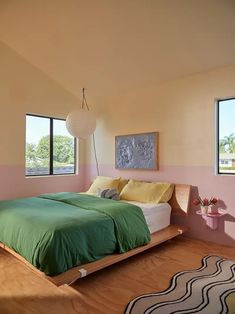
(115, 132, 158, 170)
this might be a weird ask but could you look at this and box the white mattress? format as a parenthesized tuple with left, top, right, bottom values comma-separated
(124, 201, 172, 234)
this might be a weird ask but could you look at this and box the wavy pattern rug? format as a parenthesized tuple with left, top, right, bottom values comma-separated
(125, 255, 235, 314)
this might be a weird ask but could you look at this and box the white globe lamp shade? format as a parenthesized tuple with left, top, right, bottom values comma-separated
(66, 109, 96, 139)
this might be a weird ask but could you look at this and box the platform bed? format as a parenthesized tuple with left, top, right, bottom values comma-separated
(0, 224, 188, 286)
(0, 184, 191, 287)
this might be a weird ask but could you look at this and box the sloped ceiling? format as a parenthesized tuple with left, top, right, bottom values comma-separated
(0, 0, 235, 97)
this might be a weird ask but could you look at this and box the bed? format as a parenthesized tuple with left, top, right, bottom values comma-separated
(0, 184, 191, 286)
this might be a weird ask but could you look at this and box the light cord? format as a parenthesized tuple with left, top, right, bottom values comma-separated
(82, 88, 89, 111)
(92, 133, 100, 176)
(81, 88, 100, 176)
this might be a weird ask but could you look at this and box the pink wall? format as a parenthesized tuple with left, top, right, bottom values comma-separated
(85, 164, 235, 247)
(0, 165, 85, 200)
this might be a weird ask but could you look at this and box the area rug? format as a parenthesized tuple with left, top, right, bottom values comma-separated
(125, 255, 235, 314)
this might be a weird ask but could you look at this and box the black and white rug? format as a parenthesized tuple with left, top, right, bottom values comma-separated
(125, 255, 235, 314)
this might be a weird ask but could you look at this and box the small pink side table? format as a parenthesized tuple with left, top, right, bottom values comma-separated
(196, 210, 226, 230)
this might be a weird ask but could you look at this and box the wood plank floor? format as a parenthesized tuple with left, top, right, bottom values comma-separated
(0, 236, 234, 314)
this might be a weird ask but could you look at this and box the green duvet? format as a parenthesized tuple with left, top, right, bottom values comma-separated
(0, 193, 150, 276)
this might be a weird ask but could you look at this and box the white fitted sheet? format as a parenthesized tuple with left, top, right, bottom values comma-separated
(124, 201, 172, 234)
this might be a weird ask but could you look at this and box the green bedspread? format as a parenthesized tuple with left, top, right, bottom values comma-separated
(0, 193, 150, 276)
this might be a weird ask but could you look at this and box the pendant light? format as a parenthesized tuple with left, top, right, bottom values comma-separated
(66, 88, 96, 139)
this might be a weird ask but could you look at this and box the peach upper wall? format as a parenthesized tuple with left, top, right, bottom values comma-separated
(1, 0, 235, 99)
(0, 41, 86, 199)
(85, 64, 235, 247)
(87, 64, 235, 167)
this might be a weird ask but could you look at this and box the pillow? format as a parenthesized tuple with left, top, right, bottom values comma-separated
(120, 179, 174, 203)
(86, 176, 121, 194)
(118, 178, 129, 193)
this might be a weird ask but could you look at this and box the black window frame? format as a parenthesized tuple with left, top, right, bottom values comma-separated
(216, 97, 235, 176)
(26, 113, 77, 177)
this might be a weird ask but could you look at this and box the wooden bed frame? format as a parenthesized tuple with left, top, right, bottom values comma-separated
(0, 184, 191, 286)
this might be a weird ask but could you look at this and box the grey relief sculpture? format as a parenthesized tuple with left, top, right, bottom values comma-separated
(115, 132, 158, 170)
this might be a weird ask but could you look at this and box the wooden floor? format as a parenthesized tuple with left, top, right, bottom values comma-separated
(0, 237, 235, 314)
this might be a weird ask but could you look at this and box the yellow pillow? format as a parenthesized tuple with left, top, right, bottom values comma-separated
(86, 176, 121, 195)
(159, 183, 175, 202)
(118, 178, 129, 193)
(120, 180, 174, 203)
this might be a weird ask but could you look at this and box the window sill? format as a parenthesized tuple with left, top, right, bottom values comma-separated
(215, 173, 235, 176)
(25, 173, 78, 179)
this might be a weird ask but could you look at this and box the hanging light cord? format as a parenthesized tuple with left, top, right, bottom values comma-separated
(92, 133, 100, 176)
(81, 87, 89, 110)
(81, 88, 100, 176)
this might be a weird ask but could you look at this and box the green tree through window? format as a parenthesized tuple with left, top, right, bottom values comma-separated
(26, 115, 76, 176)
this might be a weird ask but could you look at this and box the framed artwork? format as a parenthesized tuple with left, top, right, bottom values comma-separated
(115, 132, 158, 170)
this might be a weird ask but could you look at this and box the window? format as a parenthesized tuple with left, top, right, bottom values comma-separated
(217, 98, 235, 175)
(26, 114, 76, 176)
